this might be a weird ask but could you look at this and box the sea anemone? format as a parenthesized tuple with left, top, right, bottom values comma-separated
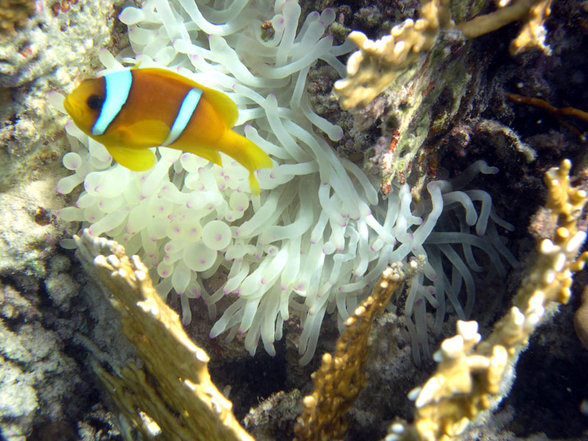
(56, 0, 515, 364)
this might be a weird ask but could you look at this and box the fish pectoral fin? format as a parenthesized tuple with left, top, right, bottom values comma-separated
(119, 120, 171, 146)
(107, 145, 156, 171)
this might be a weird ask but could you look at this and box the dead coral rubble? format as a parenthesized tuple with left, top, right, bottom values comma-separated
(75, 230, 254, 441)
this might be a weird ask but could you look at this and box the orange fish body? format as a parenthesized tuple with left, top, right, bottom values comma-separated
(64, 68, 272, 193)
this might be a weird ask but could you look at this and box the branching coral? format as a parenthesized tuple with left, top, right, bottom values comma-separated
(334, 0, 453, 110)
(383, 160, 588, 441)
(294, 263, 408, 441)
(506, 0, 553, 55)
(335, 0, 552, 110)
(75, 229, 254, 441)
(456, 0, 552, 56)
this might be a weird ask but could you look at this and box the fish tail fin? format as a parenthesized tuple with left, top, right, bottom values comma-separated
(248, 173, 261, 195)
(218, 129, 272, 194)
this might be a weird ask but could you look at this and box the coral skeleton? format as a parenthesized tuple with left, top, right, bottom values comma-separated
(57, 0, 514, 364)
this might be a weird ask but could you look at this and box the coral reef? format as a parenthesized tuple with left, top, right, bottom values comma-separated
(0, 254, 122, 441)
(384, 160, 588, 441)
(0, 0, 35, 33)
(0, 0, 124, 189)
(0, 2, 132, 437)
(0, 177, 60, 277)
(74, 229, 254, 441)
(1, 1, 587, 440)
(334, 0, 556, 191)
(336, 0, 552, 110)
(54, 0, 514, 369)
(294, 262, 409, 441)
(0, 283, 79, 441)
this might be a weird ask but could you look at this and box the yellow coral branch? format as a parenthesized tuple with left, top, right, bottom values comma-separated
(336, 0, 552, 109)
(384, 160, 588, 441)
(456, 0, 547, 41)
(334, 0, 451, 109)
(75, 230, 255, 441)
(509, 0, 552, 55)
(294, 263, 407, 441)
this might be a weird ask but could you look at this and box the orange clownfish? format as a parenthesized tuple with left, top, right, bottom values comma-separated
(63, 68, 272, 193)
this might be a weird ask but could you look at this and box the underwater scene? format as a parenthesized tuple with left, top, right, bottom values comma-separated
(1, 0, 587, 440)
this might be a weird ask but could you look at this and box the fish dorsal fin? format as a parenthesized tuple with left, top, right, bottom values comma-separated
(106, 145, 156, 171)
(138, 68, 239, 127)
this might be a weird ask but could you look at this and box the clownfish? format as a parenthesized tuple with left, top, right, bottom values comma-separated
(63, 68, 272, 193)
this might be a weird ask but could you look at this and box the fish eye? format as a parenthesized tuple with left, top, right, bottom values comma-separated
(86, 94, 104, 111)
